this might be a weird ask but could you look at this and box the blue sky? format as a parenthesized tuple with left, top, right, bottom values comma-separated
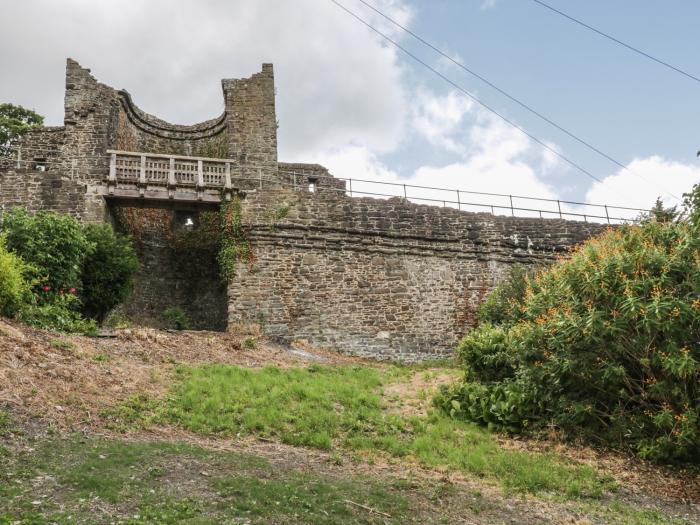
(1, 0, 698, 218)
(388, 0, 700, 201)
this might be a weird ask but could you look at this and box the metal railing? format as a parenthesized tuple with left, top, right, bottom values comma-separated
(277, 170, 651, 224)
(2, 146, 654, 224)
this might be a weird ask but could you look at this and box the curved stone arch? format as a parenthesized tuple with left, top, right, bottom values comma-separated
(118, 90, 227, 141)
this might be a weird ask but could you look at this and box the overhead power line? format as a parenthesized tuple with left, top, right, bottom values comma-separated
(331, 0, 680, 201)
(355, 0, 653, 189)
(531, 0, 700, 85)
(330, 0, 603, 185)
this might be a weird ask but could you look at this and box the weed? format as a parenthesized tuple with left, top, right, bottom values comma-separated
(162, 307, 190, 330)
(49, 338, 75, 350)
(243, 336, 257, 349)
(93, 353, 110, 362)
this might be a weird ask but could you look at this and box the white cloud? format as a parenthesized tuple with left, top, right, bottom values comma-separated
(585, 156, 700, 219)
(0, 0, 411, 159)
(309, 108, 564, 218)
(411, 90, 473, 154)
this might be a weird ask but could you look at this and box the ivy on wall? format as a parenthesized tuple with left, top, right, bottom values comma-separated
(218, 197, 255, 281)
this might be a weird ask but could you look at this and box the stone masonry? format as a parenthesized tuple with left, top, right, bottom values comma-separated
(0, 59, 608, 359)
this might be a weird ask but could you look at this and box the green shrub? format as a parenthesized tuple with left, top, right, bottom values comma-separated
(81, 224, 139, 322)
(243, 336, 257, 349)
(439, 220, 700, 464)
(0, 235, 32, 317)
(478, 264, 535, 325)
(163, 307, 190, 330)
(19, 293, 97, 335)
(2, 208, 93, 291)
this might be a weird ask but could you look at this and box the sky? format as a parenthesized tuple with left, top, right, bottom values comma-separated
(1, 0, 699, 220)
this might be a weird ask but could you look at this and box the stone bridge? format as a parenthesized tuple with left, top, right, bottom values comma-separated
(0, 59, 609, 361)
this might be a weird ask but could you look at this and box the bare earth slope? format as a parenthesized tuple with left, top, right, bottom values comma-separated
(0, 319, 698, 524)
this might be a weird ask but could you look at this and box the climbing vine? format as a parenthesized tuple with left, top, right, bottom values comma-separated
(218, 196, 255, 281)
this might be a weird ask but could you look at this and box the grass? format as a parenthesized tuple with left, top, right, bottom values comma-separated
(107, 363, 613, 498)
(48, 338, 75, 350)
(0, 438, 414, 524)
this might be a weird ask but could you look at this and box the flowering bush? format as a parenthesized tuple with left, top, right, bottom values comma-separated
(19, 293, 96, 335)
(437, 217, 700, 464)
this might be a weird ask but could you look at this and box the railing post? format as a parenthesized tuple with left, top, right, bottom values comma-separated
(108, 152, 117, 195)
(403, 184, 407, 200)
(457, 190, 461, 211)
(139, 155, 146, 197)
(509, 195, 514, 217)
(168, 157, 176, 199)
(557, 200, 562, 219)
(604, 205, 610, 224)
(349, 178, 353, 197)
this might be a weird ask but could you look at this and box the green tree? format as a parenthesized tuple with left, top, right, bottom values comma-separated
(0, 103, 44, 156)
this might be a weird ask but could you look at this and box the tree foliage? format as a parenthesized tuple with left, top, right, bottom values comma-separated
(0, 103, 44, 156)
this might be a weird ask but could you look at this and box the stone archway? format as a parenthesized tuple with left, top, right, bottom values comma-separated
(107, 199, 227, 331)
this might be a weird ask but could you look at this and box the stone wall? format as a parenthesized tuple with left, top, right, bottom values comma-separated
(109, 200, 227, 331)
(228, 187, 608, 361)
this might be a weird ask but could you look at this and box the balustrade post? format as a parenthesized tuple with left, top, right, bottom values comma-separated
(224, 162, 232, 201)
(139, 155, 146, 197)
(168, 157, 176, 199)
(196, 160, 204, 201)
(108, 152, 116, 195)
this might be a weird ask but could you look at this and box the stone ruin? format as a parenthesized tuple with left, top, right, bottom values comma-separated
(0, 59, 606, 361)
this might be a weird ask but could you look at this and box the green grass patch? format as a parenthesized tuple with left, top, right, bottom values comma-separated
(157, 364, 611, 498)
(0, 438, 412, 524)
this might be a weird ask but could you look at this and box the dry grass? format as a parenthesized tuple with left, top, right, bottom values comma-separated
(0, 318, 360, 431)
(1, 317, 698, 520)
